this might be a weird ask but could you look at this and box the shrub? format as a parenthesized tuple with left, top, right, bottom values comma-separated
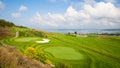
(55, 63, 71, 68)
(25, 47, 48, 64)
(0, 46, 50, 68)
(0, 27, 15, 39)
(0, 42, 2, 46)
(25, 47, 36, 58)
(45, 59, 52, 64)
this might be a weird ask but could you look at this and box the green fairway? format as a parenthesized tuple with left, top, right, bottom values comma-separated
(14, 37, 40, 42)
(44, 47, 83, 60)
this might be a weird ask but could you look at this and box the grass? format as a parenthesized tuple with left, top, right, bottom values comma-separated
(14, 37, 40, 42)
(44, 46, 83, 60)
(2, 32, 120, 68)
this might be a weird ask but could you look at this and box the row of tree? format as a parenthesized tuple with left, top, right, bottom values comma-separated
(0, 19, 15, 27)
(0, 19, 28, 28)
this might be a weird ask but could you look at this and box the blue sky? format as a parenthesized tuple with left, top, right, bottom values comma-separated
(0, 0, 120, 29)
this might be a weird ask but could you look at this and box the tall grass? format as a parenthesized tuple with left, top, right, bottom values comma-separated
(0, 46, 51, 68)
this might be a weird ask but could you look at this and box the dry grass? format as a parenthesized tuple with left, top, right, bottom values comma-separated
(0, 27, 15, 39)
(0, 46, 51, 68)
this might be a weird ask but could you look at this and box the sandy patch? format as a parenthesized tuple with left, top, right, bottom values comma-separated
(36, 39, 50, 43)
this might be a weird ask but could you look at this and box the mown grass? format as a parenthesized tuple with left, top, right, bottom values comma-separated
(14, 37, 41, 42)
(2, 32, 120, 68)
(44, 46, 83, 60)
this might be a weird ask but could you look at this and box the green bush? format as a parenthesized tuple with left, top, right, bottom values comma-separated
(25, 47, 48, 63)
(0, 42, 2, 46)
(55, 63, 71, 68)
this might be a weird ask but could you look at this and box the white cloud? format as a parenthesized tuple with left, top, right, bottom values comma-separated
(31, 2, 120, 29)
(11, 12, 21, 18)
(0, 1, 5, 9)
(83, 2, 120, 18)
(11, 5, 27, 18)
(19, 5, 27, 11)
(31, 12, 65, 27)
(84, 0, 96, 5)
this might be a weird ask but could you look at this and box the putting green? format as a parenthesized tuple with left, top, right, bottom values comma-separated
(14, 37, 39, 42)
(44, 47, 83, 60)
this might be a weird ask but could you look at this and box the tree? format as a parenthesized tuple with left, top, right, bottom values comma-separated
(74, 31, 77, 35)
(0, 19, 15, 27)
(68, 32, 70, 35)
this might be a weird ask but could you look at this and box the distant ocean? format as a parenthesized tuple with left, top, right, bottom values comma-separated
(42, 29, 120, 34)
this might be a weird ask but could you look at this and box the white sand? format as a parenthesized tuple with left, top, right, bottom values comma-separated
(36, 39, 50, 43)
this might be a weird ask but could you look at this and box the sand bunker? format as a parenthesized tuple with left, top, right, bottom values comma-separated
(36, 39, 50, 43)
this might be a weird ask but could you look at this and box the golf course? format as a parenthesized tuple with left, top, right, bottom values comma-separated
(2, 29, 120, 68)
(1, 0, 120, 67)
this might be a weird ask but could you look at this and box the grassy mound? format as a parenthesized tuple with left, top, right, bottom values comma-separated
(44, 47, 83, 60)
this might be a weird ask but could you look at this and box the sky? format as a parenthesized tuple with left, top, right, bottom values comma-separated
(0, 0, 120, 29)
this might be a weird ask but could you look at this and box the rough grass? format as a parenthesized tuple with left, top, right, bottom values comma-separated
(0, 46, 51, 68)
(44, 47, 83, 60)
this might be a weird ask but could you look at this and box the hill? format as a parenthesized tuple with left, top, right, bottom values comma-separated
(0, 19, 51, 68)
(0, 19, 47, 39)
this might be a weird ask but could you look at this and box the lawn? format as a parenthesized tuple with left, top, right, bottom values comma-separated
(44, 46, 83, 60)
(14, 37, 40, 42)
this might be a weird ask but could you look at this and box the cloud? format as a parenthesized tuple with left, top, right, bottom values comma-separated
(83, 2, 120, 18)
(0, 1, 5, 9)
(31, 2, 120, 29)
(19, 5, 27, 11)
(31, 12, 64, 27)
(11, 12, 21, 18)
(11, 5, 27, 18)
